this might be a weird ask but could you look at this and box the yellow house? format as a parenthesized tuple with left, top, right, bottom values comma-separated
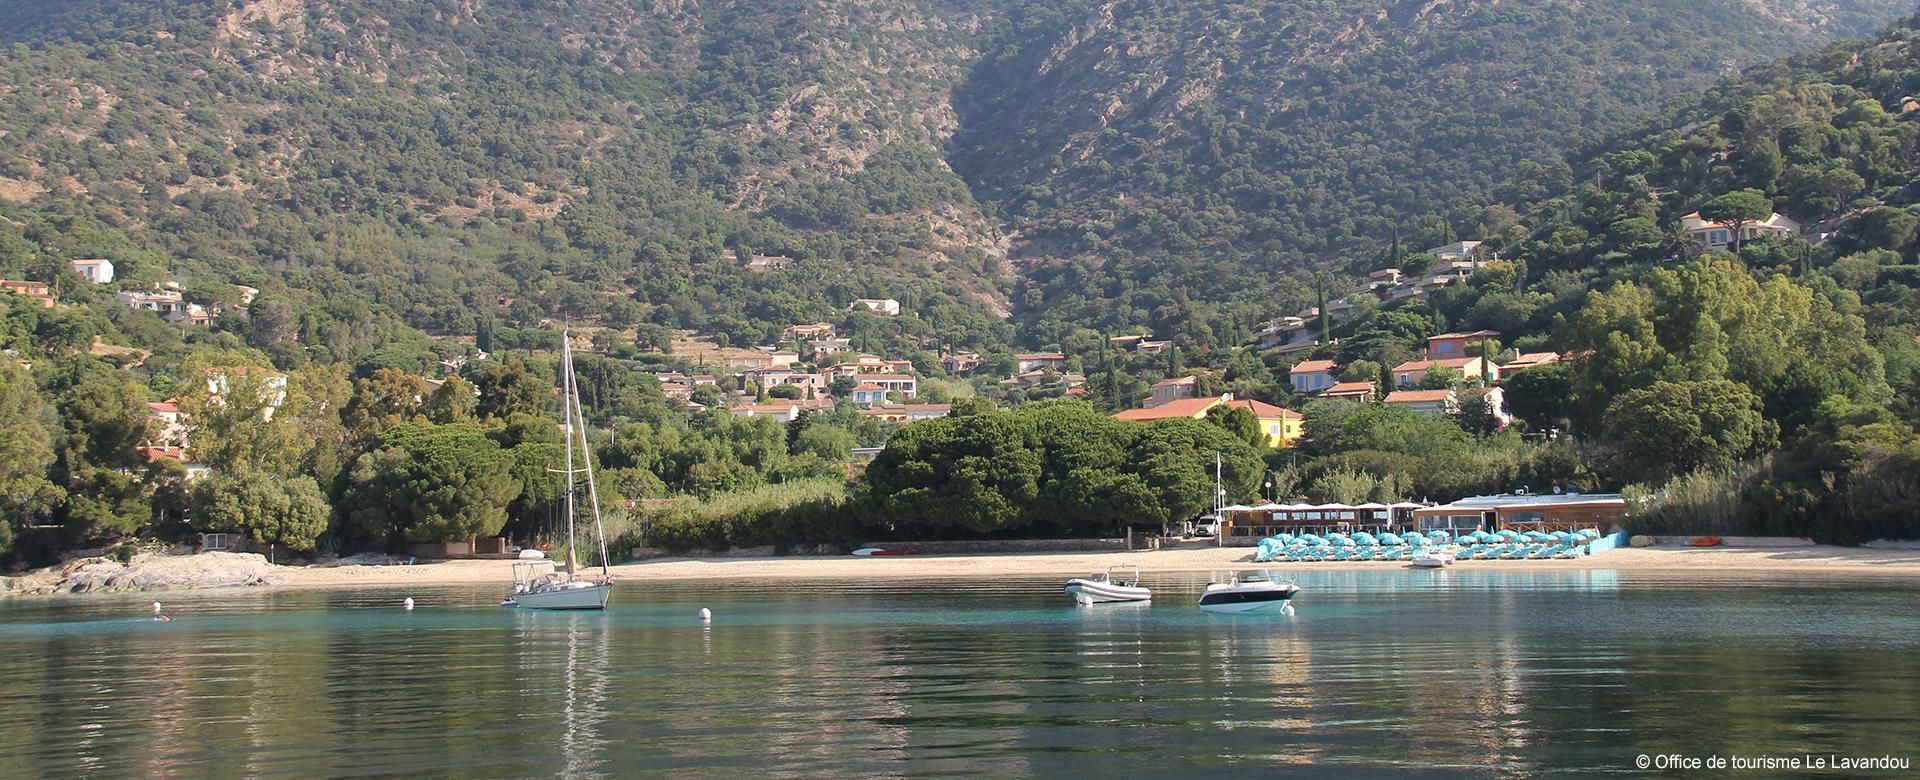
(1112, 393, 1303, 448)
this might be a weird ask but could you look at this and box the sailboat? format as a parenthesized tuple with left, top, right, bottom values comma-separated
(501, 329, 614, 610)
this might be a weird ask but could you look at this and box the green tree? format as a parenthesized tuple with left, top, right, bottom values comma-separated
(194, 473, 330, 551)
(0, 363, 63, 557)
(424, 375, 478, 424)
(1204, 404, 1268, 449)
(342, 422, 523, 546)
(341, 368, 429, 442)
(471, 361, 549, 420)
(1602, 379, 1778, 484)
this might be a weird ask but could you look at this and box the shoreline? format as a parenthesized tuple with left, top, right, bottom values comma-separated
(275, 544, 1920, 590)
(8, 545, 1919, 596)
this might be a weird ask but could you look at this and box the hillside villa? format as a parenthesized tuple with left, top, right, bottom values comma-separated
(1319, 381, 1377, 403)
(1014, 352, 1067, 373)
(746, 254, 795, 271)
(1424, 330, 1499, 360)
(783, 322, 836, 342)
(1497, 351, 1562, 379)
(118, 289, 214, 325)
(1382, 388, 1458, 415)
(1112, 394, 1304, 448)
(857, 403, 952, 422)
(137, 445, 211, 480)
(942, 352, 982, 375)
(849, 298, 901, 316)
(1392, 356, 1490, 388)
(1147, 375, 1199, 408)
(70, 258, 115, 284)
(0, 279, 55, 308)
(1680, 211, 1801, 252)
(1384, 386, 1511, 426)
(1288, 359, 1339, 392)
(858, 374, 917, 398)
(1425, 241, 1484, 262)
(146, 398, 186, 445)
(726, 349, 800, 370)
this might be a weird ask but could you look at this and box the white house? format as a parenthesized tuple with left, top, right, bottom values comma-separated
(849, 384, 890, 406)
(1424, 241, 1483, 262)
(1680, 211, 1801, 252)
(860, 374, 917, 398)
(849, 298, 901, 316)
(1014, 352, 1067, 373)
(71, 259, 115, 284)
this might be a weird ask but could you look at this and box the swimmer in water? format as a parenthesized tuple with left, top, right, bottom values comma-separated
(152, 601, 171, 622)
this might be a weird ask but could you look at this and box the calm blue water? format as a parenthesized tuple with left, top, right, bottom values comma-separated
(1, 570, 1917, 778)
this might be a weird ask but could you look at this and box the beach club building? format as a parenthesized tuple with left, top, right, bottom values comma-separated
(1411, 493, 1628, 535)
(1219, 502, 1427, 540)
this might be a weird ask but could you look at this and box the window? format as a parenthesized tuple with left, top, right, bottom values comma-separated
(203, 533, 232, 551)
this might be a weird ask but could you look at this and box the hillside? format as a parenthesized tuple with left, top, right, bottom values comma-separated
(0, 0, 1912, 357)
(0, 0, 1017, 363)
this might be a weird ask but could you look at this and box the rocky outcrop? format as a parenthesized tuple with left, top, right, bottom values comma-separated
(2, 552, 287, 595)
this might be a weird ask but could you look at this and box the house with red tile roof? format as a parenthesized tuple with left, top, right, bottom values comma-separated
(1319, 381, 1377, 403)
(1113, 394, 1303, 448)
(1392, 357, 1489, 389)
(1424, 330, 1500, 360)
(1383, 389, 1458, 415)
(1289, 359, 1339, 392)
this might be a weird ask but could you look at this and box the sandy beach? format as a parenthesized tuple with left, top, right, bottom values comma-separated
(263, 544, 1920, 590)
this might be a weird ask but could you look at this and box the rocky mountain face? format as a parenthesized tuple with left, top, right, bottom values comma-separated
(0, 0, 1910, 343)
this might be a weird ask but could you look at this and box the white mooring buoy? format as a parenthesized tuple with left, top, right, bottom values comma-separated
(699, 607, 712, 622)
(403, 597, 415, 610)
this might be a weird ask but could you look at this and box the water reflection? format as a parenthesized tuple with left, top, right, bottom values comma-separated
(0, 572, 1916, 777)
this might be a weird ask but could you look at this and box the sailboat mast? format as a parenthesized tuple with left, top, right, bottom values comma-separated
(570, 352, 612, 578)
(561, 329, 579, 576)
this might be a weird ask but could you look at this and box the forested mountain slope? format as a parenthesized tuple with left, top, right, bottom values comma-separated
(0, 0, 1017, 361)
(0, 0, 1911, 356)
(955, 0, 1918, 341)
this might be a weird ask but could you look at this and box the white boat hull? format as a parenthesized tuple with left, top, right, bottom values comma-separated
(1198, 583, 1299, 613)
(1410, 555, 1453, 568)
(503, 582, 612, 610)
(1065, 579, 1152, 605)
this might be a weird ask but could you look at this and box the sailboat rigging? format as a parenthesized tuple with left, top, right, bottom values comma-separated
(500, 328, 614, 610)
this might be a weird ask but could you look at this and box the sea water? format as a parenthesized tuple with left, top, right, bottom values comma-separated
(1, 570, 1916, 778)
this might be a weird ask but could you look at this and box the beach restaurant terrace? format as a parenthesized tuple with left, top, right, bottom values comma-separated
(1223, 502, 1426, 538)
(1411, 493, 1627, 535)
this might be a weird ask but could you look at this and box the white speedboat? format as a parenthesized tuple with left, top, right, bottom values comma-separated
(502, 329, 615, 611)
(1065, 565, 1152, 605)
(1198, 571, 1299, 613)
(1411, 546, 1457, 569)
